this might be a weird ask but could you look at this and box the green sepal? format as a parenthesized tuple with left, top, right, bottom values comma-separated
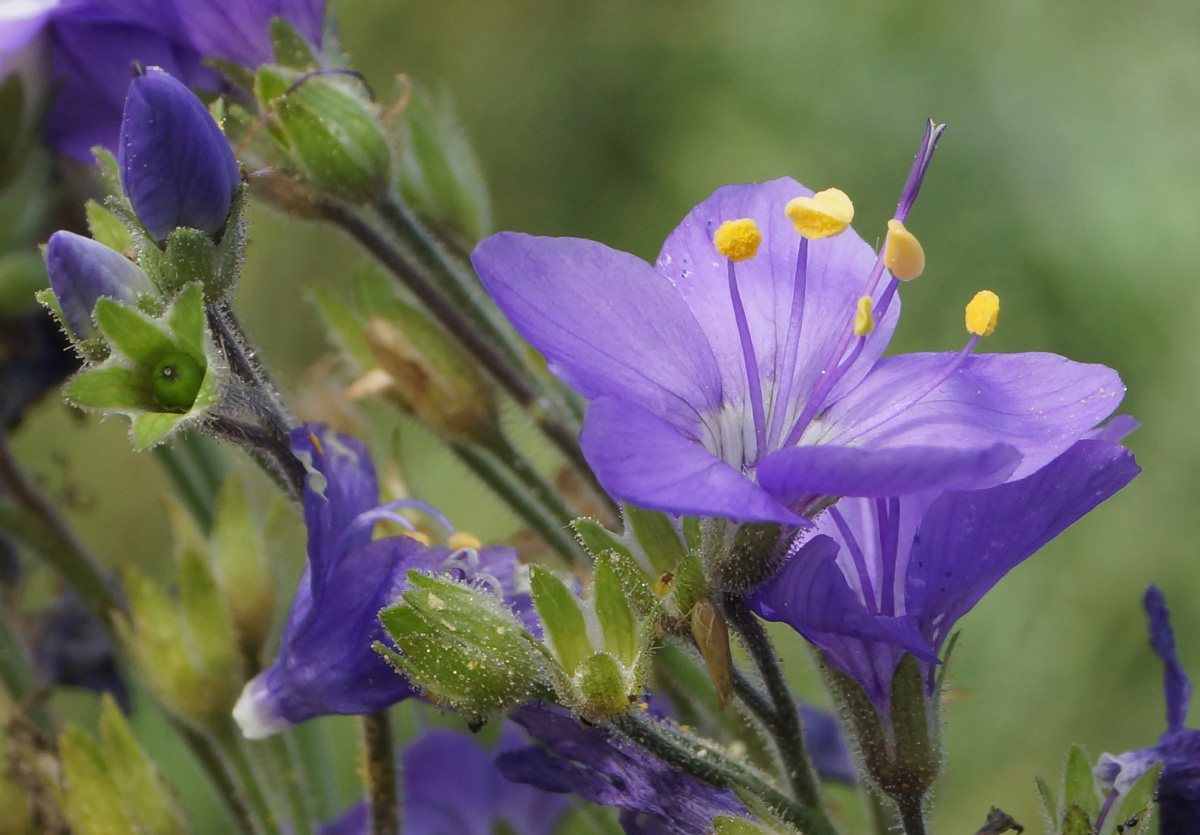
(889, 653, 940, 792)
(378, 572, 548, 714)
(65, 365, 154, 410)
(669, 554, 708, 617)
(1060, 804, 1092, 835)
(96, 297, 176, 366)
(530, 565, 591, 675)
(596, 550, 659, 618)
(269, 17, 320, 69)
(58, 726, 136, 835)
(573, 517, 636, 565)
(625, 506, 686, 574)
(1109, 762, 1160, 835)
(576, 652, 630, 719)
(682, 516, 703, 554)
(92, 147, 122, 196)
(393, 81, 492, 243)
(97, 696, 189, 835)
(1062, 744, 1100, 822)
(593, 560, 638, 667)
(178, 548, 241, 687)
(86, 200, 133, 255)
(159, 228, 217, 297)
(1036, 773, 1058, 829)
(132, 413, 187, 450)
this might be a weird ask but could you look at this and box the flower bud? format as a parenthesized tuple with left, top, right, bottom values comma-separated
(119, 67, 241, 243)
(256, 66, 392, 203)
(45, 231, 156, 339)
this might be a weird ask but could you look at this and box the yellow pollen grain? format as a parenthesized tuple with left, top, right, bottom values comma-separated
(713, 218, 761, 261)
(308, 431, 324, 456)
(448, 531, 482, 550)
(884, 219, 924, 281)
(853, 295, 875, 336)
(403, 530, 431, 547)
(785, 188, 854, 239)
(965, 290, 1000, 337)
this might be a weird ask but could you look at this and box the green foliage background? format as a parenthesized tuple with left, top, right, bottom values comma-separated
(11, 0, 1200, 831)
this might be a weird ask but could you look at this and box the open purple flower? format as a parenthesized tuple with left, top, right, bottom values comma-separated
(119, 66, 241, 242)
(318, 725, 570, 835)
(750, 436, 1139, 709)
(498, 703, 749, 835)
(1094, 586, 1200, 835)
(42, 0, 325, 160)
(233, 423, 533, 739)
(472, 123, 1124, 524)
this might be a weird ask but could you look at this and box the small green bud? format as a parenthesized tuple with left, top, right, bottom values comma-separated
(576, 652, 629, 719)
(256, 66, 392, 203)
(378, 572, 548, 714)
(150, 351, 205, 412)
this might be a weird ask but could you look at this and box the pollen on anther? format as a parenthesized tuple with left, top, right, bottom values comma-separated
(713, 219, 761, 261)
(448, 531, 482, 550)
(785, 188, 854, 239)
(853, 295, 875, 336)
(965, 290, 1000, 337)
(308, 431, 324, 456)
(404, 530, 432, 547)
(884, 219, 924, 280)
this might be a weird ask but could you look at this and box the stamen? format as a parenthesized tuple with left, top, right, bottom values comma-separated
(726, 260, 768, 459)
(829, 506, 877, 614)
(965, 290, 1000, 336)
(404, 530, 431, 546)
(765, 238, 809, 452)
(308, 430, 324, 456)
(853, 296, 875, 336)
(883, 219, 924, 281)
(785, 188, 854, 239)
(448, 531, 482, 550)
(333, 498, 458, 561)
(714, 218, 762, 261)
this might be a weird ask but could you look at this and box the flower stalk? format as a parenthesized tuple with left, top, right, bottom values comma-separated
(361, 710, 400, 835)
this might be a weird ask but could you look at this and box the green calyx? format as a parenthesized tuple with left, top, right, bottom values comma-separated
(64, 284, 222, 450)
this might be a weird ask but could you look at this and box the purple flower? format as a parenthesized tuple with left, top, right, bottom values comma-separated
(45, 229, 156, 337)
(1094, 587, 1200, 835)
(41, 0, 325, 160)
(0, 309, 77, 429)
(233, 424, 534, 739)
(750, 436, 1139, 709)
(472, 124, 1123, 524)
(497, 703, 749, 835)
(33, 590, 131, 712)
(318, 725, 570, 835)
(118, 66, 241, 242)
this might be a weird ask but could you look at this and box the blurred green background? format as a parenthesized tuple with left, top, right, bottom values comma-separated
(11, 0, 1200, 831)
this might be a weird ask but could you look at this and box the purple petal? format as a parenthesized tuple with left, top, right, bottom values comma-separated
(1145, 586, 1192, 733)
(1158, 727, 1200, 834)
(581, 396, 803, 524)
(472, 232, 724, 432)
(756, 441, 1020, 502)
(46, 231, 155, 337)
(904, 440, 1139, 652)
(33, 590, 131, 713)
(118, 66, 240, 241)
(0, 0, 58, 53)
(172, 0, 325, 66)
(798, 705, 857, 785)
(813, 351, 1125, 484)
(500, 703, 748, 834)
(654, 177, 898, 428)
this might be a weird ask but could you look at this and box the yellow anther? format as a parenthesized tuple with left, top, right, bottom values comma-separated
(713, 218, 761, 262)
(785, 188, 854, 239)
(448, 531, 482, 550)
(884, 219, 924, 281)
(308, 431, 324, 456)
(965, 290, 1000, 337)
(403, 530, 431, 547)
(653, 572, 675, 597)
(853, 295, 875, 336)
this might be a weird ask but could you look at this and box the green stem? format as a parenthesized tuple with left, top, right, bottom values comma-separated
(896, 797, 927, 835)
(216, 725, 283, 835)
(154, 443, 216, 531)
(177, 724, 262, 835)
(481, 430, 587, 524)
(291, 720, 338, 823)
(361, 711, 400, 835)
(723, 594, 823, 811)
(449, 441, 587, 566)
(614, 712, 838, 835)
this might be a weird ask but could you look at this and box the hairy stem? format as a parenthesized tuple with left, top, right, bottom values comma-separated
(361, 711, 400, 835)
(723, 594, 823, 810)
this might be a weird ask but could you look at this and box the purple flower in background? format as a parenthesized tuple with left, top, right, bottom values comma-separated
(234, 424, 533, 739)
(39, 0, 325, 160)
(1094, 586, 1200, 835)
(472, 123, 1123, 524)
(318, 725, 570, 835)
(45, 230, 156, 337)
(119, 66, 241, 242)
(33, 590, 131, 712)
(750, 436, 1139, 709)
(498, 703, 749, 835)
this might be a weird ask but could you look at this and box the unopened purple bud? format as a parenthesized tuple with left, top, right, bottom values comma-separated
(45, 231, 155, 338)
(118, 66, 240, 243)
